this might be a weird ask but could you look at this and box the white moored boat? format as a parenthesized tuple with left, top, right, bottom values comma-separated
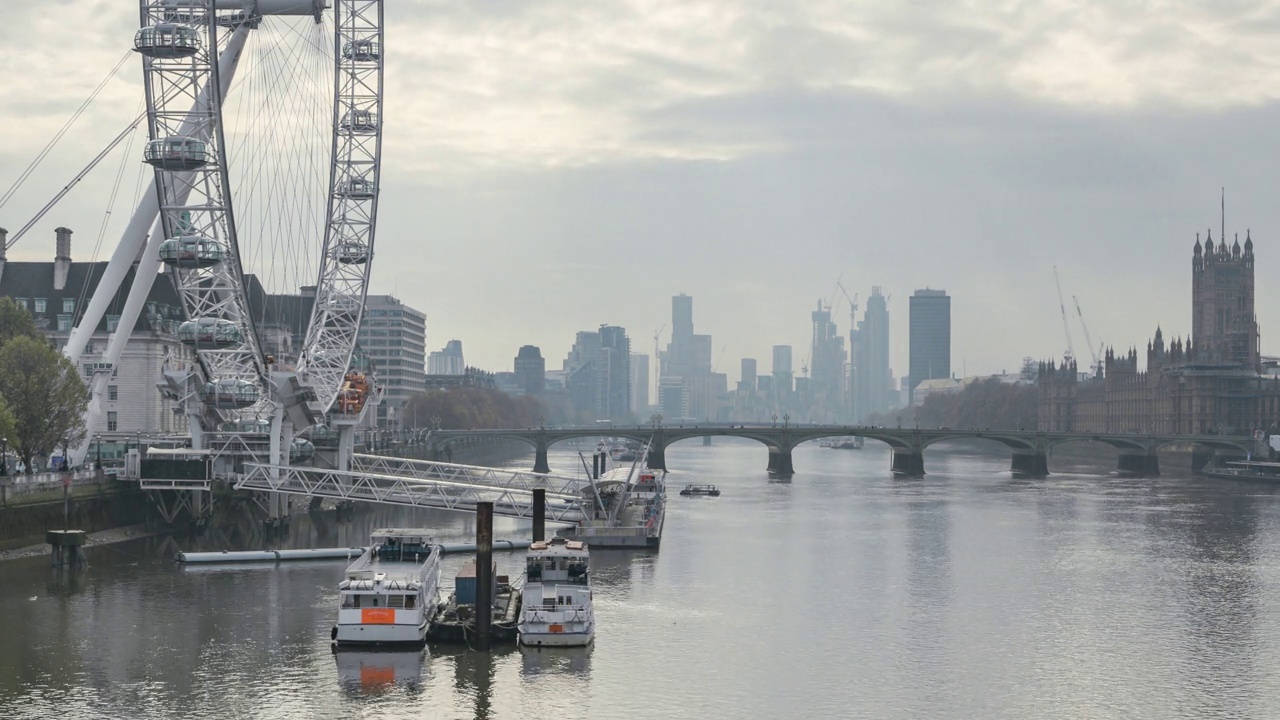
(332, 528, 441, 647)
(518, 538, 595, 647)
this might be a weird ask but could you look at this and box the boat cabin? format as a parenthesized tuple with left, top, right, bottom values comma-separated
(680, 484, 721, 496)
(526, 538, 589, 585)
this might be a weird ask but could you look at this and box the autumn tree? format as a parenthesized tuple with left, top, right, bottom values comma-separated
(0, 335, 89, 469)
(0, 297, 42, 347)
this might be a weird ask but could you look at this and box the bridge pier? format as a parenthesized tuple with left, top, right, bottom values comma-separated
(891, 449, 924, 478)
(1117, 451, 1160, 478)
(646, 445, 667, 472)
(533, 443, 550, 474)
(1010, 451, 1049, 478)
(766, 446, 794, 476)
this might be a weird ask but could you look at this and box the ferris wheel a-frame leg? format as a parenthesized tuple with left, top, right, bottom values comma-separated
(67, 26, 253, 467)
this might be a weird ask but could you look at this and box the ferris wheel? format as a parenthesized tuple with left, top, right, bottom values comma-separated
(64, 0, 384, 463)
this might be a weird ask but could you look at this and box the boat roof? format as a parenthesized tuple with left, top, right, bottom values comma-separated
(1225, 461, 1280, 467)
(370, 527, 433, 540)
(529, 538, 588, 554)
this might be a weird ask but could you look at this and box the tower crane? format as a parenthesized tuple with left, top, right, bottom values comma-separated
(1053, 266, 1076, 365)
(1072, 295, 1102, 375)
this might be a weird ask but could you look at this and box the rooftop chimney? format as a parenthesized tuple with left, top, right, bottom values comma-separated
(54, 226, 72, 291)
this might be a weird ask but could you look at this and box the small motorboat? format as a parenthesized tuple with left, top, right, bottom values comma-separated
(679, 484, 721, 497)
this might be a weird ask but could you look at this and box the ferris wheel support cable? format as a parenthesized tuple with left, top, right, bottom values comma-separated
(8, 114, 145, 248)
(69, 26, 255, 466)
(0, 50, 133, 213)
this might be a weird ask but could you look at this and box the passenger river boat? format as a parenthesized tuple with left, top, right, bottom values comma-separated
(518, 538, 595, 647)
(1204, 460, 1280, 483)
(332, 528, 441, 647)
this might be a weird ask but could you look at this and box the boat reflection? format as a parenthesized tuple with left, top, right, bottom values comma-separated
(333, 647, 426, 697)
(519, 644, 593, 677)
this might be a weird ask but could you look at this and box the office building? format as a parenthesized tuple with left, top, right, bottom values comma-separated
(909, 289, 951, 403)
(851, 287, 892, 421)
(513, 345, 545, 396)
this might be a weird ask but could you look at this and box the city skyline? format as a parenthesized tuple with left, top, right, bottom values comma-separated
(4, 4, 1280, 382)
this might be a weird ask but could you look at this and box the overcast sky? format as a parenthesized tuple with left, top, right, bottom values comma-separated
(4, 1, 1280, 393)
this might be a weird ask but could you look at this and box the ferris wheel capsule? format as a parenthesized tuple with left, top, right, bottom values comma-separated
(342, 38, 379, 61)
(144, 137, 210, 171)
(134, 23, 201, 58)
(336, 241, 368, 264)
(159, 235, 228, 268)
(340, 109, 378, 133)
(178, 317, 243, 348)
(201, 379, 260, 409)
(336, 177, 375, 199)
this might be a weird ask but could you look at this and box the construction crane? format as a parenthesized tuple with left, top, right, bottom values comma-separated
(1073, 295, 1102, 375)
(1053, 266, 1076, 365)
(836, 281, 858, 331)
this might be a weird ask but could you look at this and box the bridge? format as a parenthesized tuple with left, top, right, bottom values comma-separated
(422, 425, 1257, 478)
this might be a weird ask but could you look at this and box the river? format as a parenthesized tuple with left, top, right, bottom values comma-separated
(3, 440, 1280, 719)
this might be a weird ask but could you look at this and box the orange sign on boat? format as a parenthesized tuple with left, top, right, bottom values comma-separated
(362, 607, 396, 624)
(549, 624, 564, 633)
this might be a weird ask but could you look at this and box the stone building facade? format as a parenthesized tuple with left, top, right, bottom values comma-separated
(1040, 230, 1280, 436)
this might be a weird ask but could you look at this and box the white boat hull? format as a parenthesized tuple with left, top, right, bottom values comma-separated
(519, 624, 595, 648)
(335, 619, 428, 646)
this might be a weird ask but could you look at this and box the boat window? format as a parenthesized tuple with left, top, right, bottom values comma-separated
(342, 593, 361, 609)
(405, 594, 416, 609)
(388, 594, 405, 609)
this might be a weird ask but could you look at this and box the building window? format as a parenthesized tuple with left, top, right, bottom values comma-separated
(107, 412, 118, 432)
(14, 298, 26, 311)
(34, 299, 46, 313)
(57, 315, 71, 332)
(85, 342, 95, 355)
(107, 315, 120, 332)
(108, 385, 118, 401)
(62, 298, 74, 314)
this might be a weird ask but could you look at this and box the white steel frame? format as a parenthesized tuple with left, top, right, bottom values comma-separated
(140, 1, 267, 424)
(236, 463, 588, 522)
(297, 0, 384, 413)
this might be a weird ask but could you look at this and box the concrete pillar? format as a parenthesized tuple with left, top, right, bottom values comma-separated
(1010, 450, 1049, 478)
(475, 501, 493, 651)
(1117, 452, 1160, 478)
(891, 448, 925, 478)
(533, 441, 550, 474)
(646, 444, 667, 471)
(766, 446, 794, 475)
(532, 488, 545, 542)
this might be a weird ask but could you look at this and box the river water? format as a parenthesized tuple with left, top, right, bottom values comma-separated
(4, 441, 1280, 719)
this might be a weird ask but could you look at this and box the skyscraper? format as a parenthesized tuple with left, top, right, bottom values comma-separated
(630, 353, 649, 411)
(909, 289, 951, 403)
(809, 300, 846, 420)
(513, 345, 545, 396)
(739, 358, 757, 392)
(772, 345, 793, 394)
(851, 287, 890, 421)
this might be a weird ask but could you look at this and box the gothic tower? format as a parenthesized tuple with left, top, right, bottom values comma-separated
(1192, 229, 1259, 369)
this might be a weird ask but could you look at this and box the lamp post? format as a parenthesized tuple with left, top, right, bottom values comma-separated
(0, 436, 7, 476)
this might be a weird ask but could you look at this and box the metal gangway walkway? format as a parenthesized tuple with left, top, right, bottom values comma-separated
(235, 455, 589, 522)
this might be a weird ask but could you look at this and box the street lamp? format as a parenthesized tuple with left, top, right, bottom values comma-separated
(0, 436, 8, 476)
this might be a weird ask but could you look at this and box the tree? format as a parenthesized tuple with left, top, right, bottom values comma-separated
(0, 336, 89, 470)
(0, 297, 42, 348)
